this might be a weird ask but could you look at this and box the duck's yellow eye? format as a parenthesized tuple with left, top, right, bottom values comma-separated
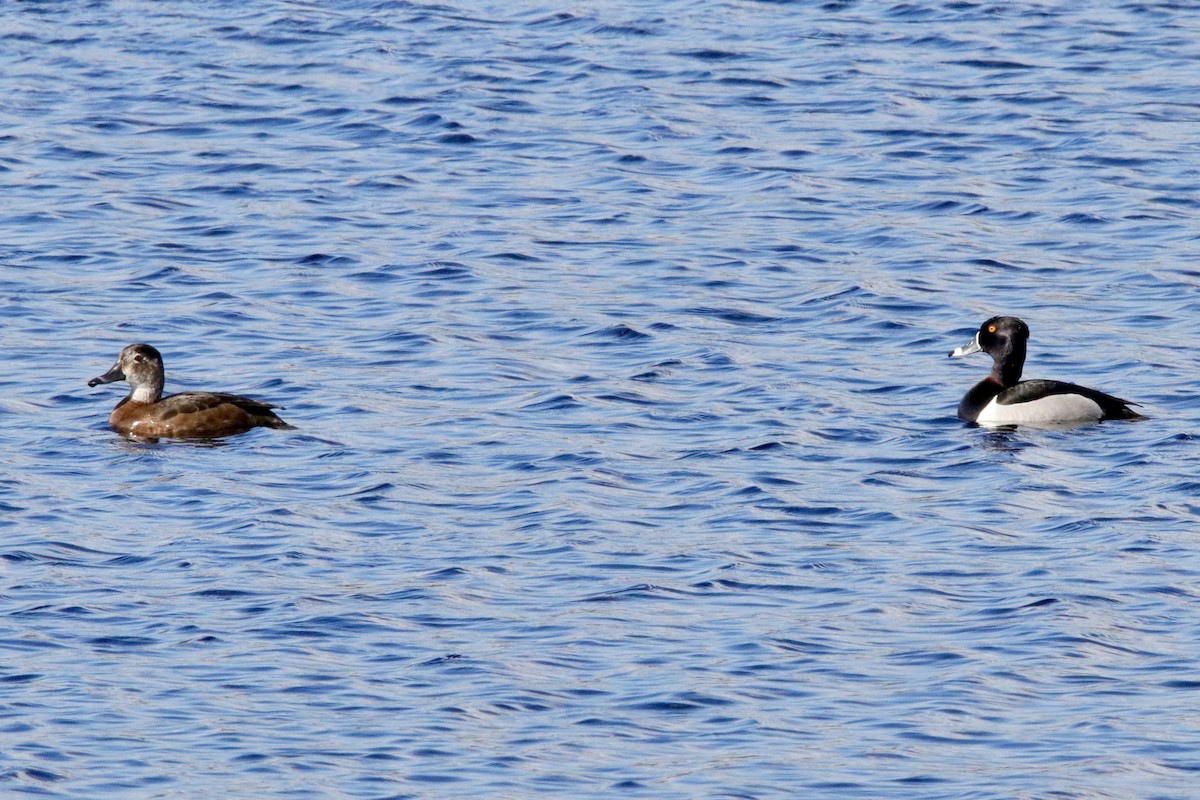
(987, 324, 997, 333)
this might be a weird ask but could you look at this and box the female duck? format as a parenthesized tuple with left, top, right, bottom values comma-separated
(88, 344, 292, 438)
(949, 316, 1141, 425)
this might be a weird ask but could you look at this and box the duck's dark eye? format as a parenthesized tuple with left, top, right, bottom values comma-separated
(133, 355, 144, 363)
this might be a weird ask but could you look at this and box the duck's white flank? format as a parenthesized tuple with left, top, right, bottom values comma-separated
(975, 393, 1103, 425)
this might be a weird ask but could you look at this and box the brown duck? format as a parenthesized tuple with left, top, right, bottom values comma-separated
(88, 344, 292, 438)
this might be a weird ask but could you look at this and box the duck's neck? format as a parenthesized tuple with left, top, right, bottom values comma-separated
(990, 340, 1026, 387)
(129, 379, 163, 404)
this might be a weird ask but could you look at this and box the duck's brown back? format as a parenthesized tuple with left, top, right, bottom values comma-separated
(110, 392, 292, 438)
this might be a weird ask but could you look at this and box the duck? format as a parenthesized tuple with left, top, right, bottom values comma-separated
(88, 344, 293, 438)
(948, 316, 1142, 425)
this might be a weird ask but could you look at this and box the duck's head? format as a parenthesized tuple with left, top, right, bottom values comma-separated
(949, 316, 1029, 385)
(89, 344, 166, 402)
(950, 316, 1029, 359)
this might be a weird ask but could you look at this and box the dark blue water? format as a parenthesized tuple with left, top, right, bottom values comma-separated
(2, 2, 1199, 798)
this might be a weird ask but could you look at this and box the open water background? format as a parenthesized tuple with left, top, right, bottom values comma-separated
(2, 2, 1200, 798)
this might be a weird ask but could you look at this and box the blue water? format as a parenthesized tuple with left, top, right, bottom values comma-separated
(2, 2, 1199, 798)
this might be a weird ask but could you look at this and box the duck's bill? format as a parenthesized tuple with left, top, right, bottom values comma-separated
(948, 334, 982, 358)
(88, 363, 125, 387)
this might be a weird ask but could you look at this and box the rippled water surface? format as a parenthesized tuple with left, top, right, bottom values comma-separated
(3, 2, 1200, 798)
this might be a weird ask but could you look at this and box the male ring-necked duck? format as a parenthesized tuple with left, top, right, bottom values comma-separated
(88, 344, 292, 438)
(948, 316, 1142, 425)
